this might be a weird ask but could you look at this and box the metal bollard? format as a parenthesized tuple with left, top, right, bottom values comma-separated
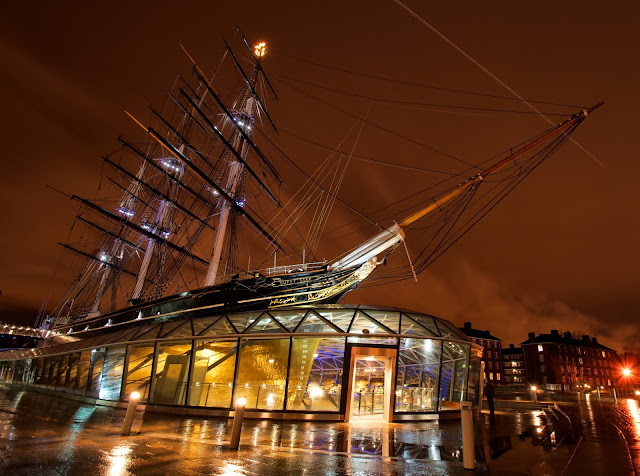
(460, 401, 475, 470)
(613, 388, 618, 403)
(121, 391, 140, 436)
(229, 398, 247, 450)
(597, 386, 601, 400)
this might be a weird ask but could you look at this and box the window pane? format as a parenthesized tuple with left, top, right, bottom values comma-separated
(99, 346, 125, 401)
(189, 340, 237, 408)
(396, 338, 441, 412)
(124, 345, 155, 402)
(234, 338, 289, 410)
(86, 348, 106, 398)
(56, 354, 69, 390)
(287, 337, 345, 412)
(439, 342, 469, 409)
(151, 342, 192, 405)
(65, 353, 79, 392)
(76, 350, 92, 395)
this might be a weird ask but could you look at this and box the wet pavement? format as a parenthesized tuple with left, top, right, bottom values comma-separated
(0, 384, 638, 475)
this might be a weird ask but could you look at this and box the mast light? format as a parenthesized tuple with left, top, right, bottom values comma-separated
(254, 42, 267, 57)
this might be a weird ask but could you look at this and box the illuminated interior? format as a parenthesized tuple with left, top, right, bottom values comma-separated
(0, 306, 478, 419)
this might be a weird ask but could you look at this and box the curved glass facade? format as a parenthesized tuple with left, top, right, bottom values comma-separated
(0, 306, 481, 420)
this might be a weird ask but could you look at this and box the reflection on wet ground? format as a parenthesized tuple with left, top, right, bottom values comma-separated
(2, 385, 640, 474)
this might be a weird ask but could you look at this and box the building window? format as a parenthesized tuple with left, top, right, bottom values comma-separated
(538, 345, 543, 352)
(602, 351, 606, 358)
(539, 354, 544, 363)
(540, 365, 545, 373)
(489, 372, 494, 380)
(512, 361, 517, 368)
(496, 373, 501, 381)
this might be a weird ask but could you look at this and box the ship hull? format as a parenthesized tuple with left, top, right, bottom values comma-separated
(55, 264, 369, 334)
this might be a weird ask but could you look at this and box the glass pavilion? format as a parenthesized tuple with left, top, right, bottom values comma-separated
(0, 306, 481, 421)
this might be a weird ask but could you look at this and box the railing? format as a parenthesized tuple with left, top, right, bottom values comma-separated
(264, 261, 327, 276)
(395, 387, 436, 412)
(352, 387, 385, 415)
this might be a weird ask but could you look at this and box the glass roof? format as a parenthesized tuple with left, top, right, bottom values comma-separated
(0, 306, 470, 361)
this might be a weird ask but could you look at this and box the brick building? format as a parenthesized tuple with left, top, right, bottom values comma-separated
(502, 344, 526, 384)
(459, 322, 503, 383)
(521, 330, 616, 390)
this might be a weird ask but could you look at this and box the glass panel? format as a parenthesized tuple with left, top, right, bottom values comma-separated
(132, 324, 162, 341)
(198, 317, 237, 336)
(286, 337, 345, 412)
(151, 342, 191, 405)
(33, 359, 44, 386)
(189, 340, 237, 407)
(99, 346, 125, 401)
(76, 350, 92, 395)
(65, 353, 79, 392)
(234, 338, 289, 410)
(400, 314, 439, 337)
(404, 313, 441, 336)
(396, 338, 441, 412)
(123, 344, 154, 402)
(268, 310, 305, 331)
(295, 311, 339, 334)
(227, 311, 263, 333)
(56, 354, 70, 390)
(436, 319, 469, 340)
(40, 357, 52, 386)
(158, 321, 186, 338)
(439, 341, 470, 410)
(362, 310, 400, 334)
(315, 309, 355, 332)
(467, 354, 482, 405)
(192, 317, 221, 336)
(349, 311, 393, 334)
(87, 348, 106, 399)
(162, 321, 193, 338)
(245, 315, 286, 334)
(347, 336, 397, 346)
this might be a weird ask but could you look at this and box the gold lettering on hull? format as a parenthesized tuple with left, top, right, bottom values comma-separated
(268, 271, 360, 308)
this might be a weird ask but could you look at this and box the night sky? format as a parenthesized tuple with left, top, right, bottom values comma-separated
(1, 1, 638, 352)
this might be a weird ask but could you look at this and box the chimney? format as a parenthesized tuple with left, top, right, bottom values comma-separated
(464, 322, 472, 331)
(528, 332, 535, 340)
(582, 335, 590, 342)
(564, 331, 572, 340)
(551, 330, 559, 336)
(592, 337, 598, 344)
(510, 344, 515, 349)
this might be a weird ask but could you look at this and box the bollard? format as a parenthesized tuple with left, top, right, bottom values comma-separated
(229, 397, 247, 450)
(460, 401, 475, 470)
(121, 391, 140, 436)
(613, 389, 618, 404)
(531, 386, 538, 403)
(597, 386, 601, 401)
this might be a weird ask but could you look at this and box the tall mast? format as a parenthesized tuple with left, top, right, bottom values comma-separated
(204, 95, 255, 286)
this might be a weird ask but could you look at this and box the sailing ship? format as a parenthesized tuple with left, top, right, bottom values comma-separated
(39, 33, 600, 335)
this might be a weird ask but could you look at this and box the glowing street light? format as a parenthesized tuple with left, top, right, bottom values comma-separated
(623, 368, 632, 377)
(254, 42, 267, 57)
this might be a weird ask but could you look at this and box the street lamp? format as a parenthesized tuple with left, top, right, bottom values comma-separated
(530, 385, 537, 403)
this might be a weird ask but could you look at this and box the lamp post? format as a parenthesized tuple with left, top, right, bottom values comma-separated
(230, 397, 247, 450)
(121, 391, 140, 436)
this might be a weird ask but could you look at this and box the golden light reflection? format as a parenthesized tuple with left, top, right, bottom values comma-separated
(254, 42, 267, 57)
(627, 398, 640, 442)
(107, 444, 132, 476)
(221, 462, 244, 475)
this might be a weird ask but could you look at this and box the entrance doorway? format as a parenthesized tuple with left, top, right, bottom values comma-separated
(345, 347, 397, 423)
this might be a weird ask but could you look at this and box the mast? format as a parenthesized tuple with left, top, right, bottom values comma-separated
(329, 103, 602, 272)
(204, 96, 255, 286)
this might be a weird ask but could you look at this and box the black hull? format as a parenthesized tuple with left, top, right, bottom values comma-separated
(55, 266, 363, 334)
